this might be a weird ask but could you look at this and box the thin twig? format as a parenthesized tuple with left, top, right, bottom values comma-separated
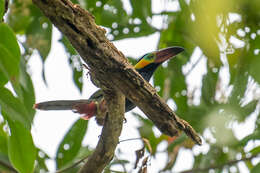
(185, 55, 203, 76)
(55, 156, 89, 173)
(104, 169, 125, 173)
(178, 154, 260, 173)
(4, 0, 8, 13)
(113, 154, 127, 173)
(0, 160, 18, 173)
(119, 138, 142, 143)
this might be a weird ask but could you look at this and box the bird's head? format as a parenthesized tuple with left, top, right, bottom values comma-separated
(134, 46, 184, 81)
(134, 46, 184, 70)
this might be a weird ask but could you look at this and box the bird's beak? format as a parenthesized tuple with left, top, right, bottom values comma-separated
(154, 46, 184, 63)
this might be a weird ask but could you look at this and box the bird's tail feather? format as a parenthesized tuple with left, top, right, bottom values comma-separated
(34, 100, 91, 110)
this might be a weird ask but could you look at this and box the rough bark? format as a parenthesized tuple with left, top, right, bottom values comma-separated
(32, 0, 202, 171)
(79, 90, 125, 173)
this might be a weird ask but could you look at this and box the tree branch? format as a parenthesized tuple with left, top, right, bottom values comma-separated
(32, 0, 201, 144)
(179, 154, 260, 173)
(79, 90, 125, 173)
(32, 0, 202, 171)
(0, 160, 18, 173)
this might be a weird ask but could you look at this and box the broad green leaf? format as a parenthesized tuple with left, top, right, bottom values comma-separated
(229, 62, 249, 105)
(76, 146, 92, 159)
(249, 55, 260, 84)
(154, 65, 166, 97)
(7, 119, 36, 173)
(18, 57, 36, 117)
(238, 100, 258, 121)
(201, 65, 219, 105)
(0, 87, 32, 129)
(0, 70, 7, 86)
(227, 49, 244, 84)
(251, 162, 260, 173)
(60, 36, 83, 92)
(168, 58, 188, 115)
(60, 35, 77, 56)
(34, 149, 50, 172)
(0, 23, 21, 59)
(0, 153, 12, 172)
(0, 0, 4, 20)
(0, 24, 20, 83)
(238, 129, 260, 147)
(250, 146, 260, 155)
(56, 119, 88, 169)
(130, 0, 152, 20)
(248, 35, 260, 84)
(72, 67, 83, 93)
(0, 122, 8, 155)
(184, 106, 207, 132)
(0, 45, 19, 81)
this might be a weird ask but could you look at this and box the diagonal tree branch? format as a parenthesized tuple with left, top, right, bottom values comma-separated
(32, 0, 201, 144)
(0, 160, 18, 173)
(32, 0, 202, 171)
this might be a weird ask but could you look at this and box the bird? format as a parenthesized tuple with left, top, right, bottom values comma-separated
(34, 47, 184, 122)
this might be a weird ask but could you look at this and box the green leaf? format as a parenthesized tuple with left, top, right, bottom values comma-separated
(0, 70, 7, 87)
(0, 122, 8, 155)
(0, 23, 21, 59)
(201, 65, 219, 105)
(184, 106, 207, 132)
(251, 162, 260, 173)
(238, 129, 260, 147)
(0, 153, 12, 172)
(168, 58, 189, 114)
(60, 35, 77, 55)
(238, 100, 258, 121)
(0, 87, 32, 129)
(34, 149, 50, 172)
(56, 119, 88, 169)
(248, 33, 260, 84)
(250, 146, 260, 155)
(18, 57, 36, 117)
(249, 56, 260, 84)
(0, 0, 4, 21)
(60, 36, 83, 92)
(229, 50, 250, 105)
(72, 67, 83, 93)
(7, 119, 36, 173)
(0, 24, 20, 82)
(130, 0, 152, 20)
(154, 65, 166, 97)
(0, 45, 19, 81)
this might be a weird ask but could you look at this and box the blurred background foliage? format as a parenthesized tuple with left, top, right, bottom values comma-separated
(0, 0, 259, 172)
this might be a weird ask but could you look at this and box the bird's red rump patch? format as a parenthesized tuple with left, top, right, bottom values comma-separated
(72, 102, 97, 120)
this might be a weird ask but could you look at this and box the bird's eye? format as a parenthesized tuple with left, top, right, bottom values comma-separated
(146, 54, 154, 60)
